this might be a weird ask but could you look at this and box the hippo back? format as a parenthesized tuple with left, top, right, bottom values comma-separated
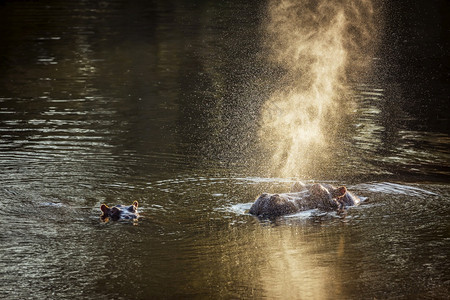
(250, 183, 361, 218)
(249, 193, 297, 218)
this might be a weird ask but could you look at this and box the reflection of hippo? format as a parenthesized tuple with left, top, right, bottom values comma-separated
(249, 182, 360, 218)
(100, 201, 139, 221)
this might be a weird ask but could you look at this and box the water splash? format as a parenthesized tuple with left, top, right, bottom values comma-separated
(259, 0, 378, 178)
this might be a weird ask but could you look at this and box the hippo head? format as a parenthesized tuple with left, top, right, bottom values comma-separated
(100, 201, 139, 221)
(308, 184, 347, 210)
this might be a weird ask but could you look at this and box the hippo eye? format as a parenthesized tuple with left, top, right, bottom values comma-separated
(127, 206, 135, 212)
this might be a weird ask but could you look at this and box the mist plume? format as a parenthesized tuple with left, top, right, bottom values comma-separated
(259, 0, 378, 178)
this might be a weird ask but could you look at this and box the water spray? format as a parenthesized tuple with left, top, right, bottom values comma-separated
(259, 0, 377, 178)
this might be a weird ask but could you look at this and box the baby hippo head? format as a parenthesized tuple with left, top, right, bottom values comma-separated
(100, 201, 139, 221)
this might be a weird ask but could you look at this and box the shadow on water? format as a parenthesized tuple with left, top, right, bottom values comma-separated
(0, 0, 449, 299)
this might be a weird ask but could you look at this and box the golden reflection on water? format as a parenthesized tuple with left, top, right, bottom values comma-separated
(252, 227, 350, 299)
(203, 222, 355, 299)
(260, 232, 326, 298)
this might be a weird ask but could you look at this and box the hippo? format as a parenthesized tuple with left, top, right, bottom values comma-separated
(249, 182, 360, 218)
(100, 201, 139, 221)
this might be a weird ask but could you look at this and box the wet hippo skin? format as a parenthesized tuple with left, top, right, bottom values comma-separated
(249, 182, 360, 218)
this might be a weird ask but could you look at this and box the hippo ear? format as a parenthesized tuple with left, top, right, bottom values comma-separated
(100, 204, 109, 213)
(332, 186, 347, 198)
(133, 201, 138, 208)
(290, 181, 306, 192)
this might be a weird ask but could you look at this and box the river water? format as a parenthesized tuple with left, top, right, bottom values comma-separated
(0, 1, 449, 299)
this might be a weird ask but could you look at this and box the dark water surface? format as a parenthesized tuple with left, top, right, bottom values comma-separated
(1, 1, 449, 299)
